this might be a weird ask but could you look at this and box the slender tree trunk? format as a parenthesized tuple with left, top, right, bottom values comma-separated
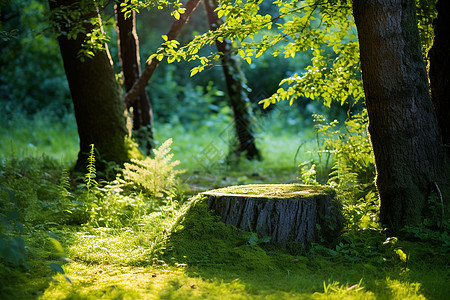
(204, 0, 261, 160)
(49, 0, 129, 174)
(352, 0, 447, 232)
(115, 3, 154, 154)
(122, 0, 201, 107)
(429, 0, 450, 156)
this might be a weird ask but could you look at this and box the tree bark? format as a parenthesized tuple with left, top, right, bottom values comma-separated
(49, 0, 130, 174)
(122, 0, 201, 107)
(204, 0, 261, 160)
(204, 184, 341, 246)
(428, 0, 450, 156)
(352, 0, 447, 232)
(115, 3, 154, 154)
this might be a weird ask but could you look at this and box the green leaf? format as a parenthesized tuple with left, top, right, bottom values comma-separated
(49, 237, 64, 254)
(156, 53, 164, 61)
(50, 262, 65, 275)
(248, 233, 258, 247)
(190, 67, 199, 77)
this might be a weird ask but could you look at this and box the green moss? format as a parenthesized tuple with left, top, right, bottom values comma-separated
(154, 195, 278, 271)
(204, 184, 334, 200)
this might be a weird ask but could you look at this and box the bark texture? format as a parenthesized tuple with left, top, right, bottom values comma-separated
(429, 0, 450, 155)
(115, 3, 154, 153)
(49, 0, 129, 173)
(204, 184, 341, 246)
(204, 0, 261, 160)
(352, 0, 447, 232)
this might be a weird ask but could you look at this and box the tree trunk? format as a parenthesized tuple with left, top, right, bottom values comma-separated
(428, 0, 450, 156)
(203, 184, 341, 246)
(352, 0, 447, 232)
(48, 0, 130, 174)
(204, 0, 261, 160)
(115, 3, 154, 154)
(122, 0, 201, 107)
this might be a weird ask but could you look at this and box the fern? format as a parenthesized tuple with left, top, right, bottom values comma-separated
(312, 110, 380, 232)
(59, 169, 71, 199)
(122, 139, 183, 199)
(321, 110, 376, 197)
(84, 144, 98, 191)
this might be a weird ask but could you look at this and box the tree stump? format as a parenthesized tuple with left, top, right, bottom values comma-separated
(203, 184, 342, 246)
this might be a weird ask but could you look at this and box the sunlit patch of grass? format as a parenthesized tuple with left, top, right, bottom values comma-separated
(64, 227, 154, 266)
(37, 258, 437, 299)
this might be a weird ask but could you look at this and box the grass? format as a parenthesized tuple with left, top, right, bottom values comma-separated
(0, 111, 79, 163)
(1, 111, 449, 299)
(6, 226, 449, 299)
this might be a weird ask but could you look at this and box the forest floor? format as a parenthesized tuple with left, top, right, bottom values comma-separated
(2, 163, 449, 299)
(1, 116, 449, 299)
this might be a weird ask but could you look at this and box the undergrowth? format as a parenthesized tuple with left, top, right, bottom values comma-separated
(0, 111, 449, 299)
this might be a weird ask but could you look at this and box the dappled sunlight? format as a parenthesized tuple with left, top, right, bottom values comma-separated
(2, 0, 448, 298)
(38, 261, 434, 299)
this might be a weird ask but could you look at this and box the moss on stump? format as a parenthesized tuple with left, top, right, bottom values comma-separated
(154, 184, 342, 267)
(203, 184, 342, 246)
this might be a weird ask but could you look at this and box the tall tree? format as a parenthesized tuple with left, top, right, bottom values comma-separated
(352, 0, 448, 232)
(428, 0, 450, 156)
(204, 0, 261, 160)
(48, 0, 130, 174)
(115, 2, 154, 154)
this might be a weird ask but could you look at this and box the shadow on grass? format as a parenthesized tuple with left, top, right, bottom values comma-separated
(178, 241, 449, 299)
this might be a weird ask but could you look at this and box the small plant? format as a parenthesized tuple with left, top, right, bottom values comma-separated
(84, 144, 98, 191)
(311, 110, 379, 232)
(298, 163, 319, 185)
(248, 232, 271, 247)
(122, 138, 183, 199)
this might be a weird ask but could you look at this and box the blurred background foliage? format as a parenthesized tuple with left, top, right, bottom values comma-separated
(0, 0, 350, 130)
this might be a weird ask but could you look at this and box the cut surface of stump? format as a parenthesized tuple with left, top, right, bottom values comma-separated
(203, 184, 342, 246)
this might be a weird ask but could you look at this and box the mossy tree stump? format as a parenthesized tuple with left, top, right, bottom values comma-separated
(203, 184, 342, 246)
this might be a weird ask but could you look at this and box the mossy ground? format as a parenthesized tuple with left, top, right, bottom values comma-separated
(1, 173, 449, 300)
(153, 195, 275, 271)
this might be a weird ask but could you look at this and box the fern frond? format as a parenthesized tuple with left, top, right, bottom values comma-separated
(84, 144, 98, 190)
(122, 139, 184, 199)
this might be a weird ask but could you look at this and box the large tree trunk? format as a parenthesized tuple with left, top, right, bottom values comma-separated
(49, 0, 130, 174)
(428, 0, 450, 156)
(204, 184, 341, 246)
(115, 3, 154, 154)
(352, 0, 448, 232)
(204, 0, 261, 160)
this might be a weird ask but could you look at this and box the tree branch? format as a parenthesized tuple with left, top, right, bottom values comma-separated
(123, 0, 201, 107)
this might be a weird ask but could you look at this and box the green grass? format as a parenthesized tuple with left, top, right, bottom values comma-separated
(0, 111, 79, 163)
(1, 112, 449, 299)
(4, 223, 448, 299)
